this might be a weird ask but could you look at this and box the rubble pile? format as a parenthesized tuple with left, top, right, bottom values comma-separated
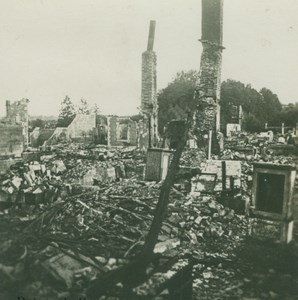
(192, 237, 298, 300)
(0, 146, 146, 211)
(31, 180, 160, 258)
(175, 195, 248, 249)
(180, 148, 207, 167)
(0, 168, 249, 299)
(0, 159, 67, 208)
(54, 145, 146, 184)
(0, 144, 297, 299)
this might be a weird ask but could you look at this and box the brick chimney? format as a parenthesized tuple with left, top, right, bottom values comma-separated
(193, 0, 224, 153)
(141, 20, 159, 147)
(141, 20, 157, 114)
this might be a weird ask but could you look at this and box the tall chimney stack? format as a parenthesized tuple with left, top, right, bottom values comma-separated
(147, 20, 156, 51)
(201, 0, 223, 46)
(141, 20, 159, 148)
(192, 0, 224, 153)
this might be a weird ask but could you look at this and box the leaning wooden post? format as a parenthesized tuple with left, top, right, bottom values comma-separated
(222, 160, 226, 190)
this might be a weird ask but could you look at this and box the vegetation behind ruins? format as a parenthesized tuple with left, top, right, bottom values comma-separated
(157, 70, 298, 135)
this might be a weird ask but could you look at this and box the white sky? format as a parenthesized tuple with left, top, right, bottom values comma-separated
(0, 0, 298, 117)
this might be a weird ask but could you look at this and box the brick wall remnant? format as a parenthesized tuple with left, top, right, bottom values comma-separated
(32, 114, 96, 146)
(0, 99, 28, 157)
(95, 115, 108, 145)
(107, 116, 137, 147)
(5, 99, 29, 146)
(193, 0, 224, 153)
(67, 113, 96, 140)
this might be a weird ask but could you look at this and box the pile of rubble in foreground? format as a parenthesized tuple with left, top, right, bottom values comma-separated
(0, 149, 249, 299)
(0, 144, 296, 299)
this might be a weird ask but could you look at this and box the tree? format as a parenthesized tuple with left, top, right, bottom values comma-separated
(77, 98, 91, 114)
(30, 118, 45, 129)
(259, 88, 282, 125)
(220, 80, 282, 133)
(57, 95, 76, 127)
(157, 70, 198, 135)
(163, 120, 186, 149)
(92, 103, 100, 115)
(158, 74, 283, 135)
(277, 102, 298, 127)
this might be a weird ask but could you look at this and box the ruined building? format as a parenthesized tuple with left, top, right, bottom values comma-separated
(0, 99, 29, 157)
(193, 0, 224, 152)
(31, 114, 97, 147)
(30, 113, 139, 148)
(141, 20, 159, 148)
(107, 116, 137, 147)
(29, 22, 160, 150)
(6, 99, 29, 146)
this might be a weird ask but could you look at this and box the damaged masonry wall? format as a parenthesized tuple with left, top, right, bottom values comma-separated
(193, 0, 223, 152)
(5, 99, 29, 146)
(30, 114, 139, 148)
(67, 113, 96, 140)
(0, 99, 29, 157)
(107, 116, 137, 147)
(31, 114, 96, 146)
(6, 99, 29, 146)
